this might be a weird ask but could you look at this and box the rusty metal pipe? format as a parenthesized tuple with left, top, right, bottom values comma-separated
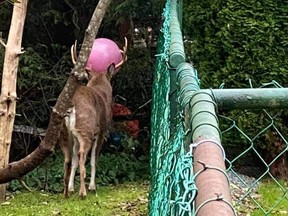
(190, 92, 234, 216)
(177, 63, 235, 216)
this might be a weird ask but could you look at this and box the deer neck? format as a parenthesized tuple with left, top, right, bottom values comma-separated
(86, 73, 110, 89)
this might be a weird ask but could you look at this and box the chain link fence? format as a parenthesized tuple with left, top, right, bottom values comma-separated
(219, 81, 288, 215)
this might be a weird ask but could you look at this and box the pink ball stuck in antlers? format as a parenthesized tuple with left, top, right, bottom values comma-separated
(86, 38, 123, 73)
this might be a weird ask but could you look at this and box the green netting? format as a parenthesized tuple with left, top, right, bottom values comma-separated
(149, 0, 197, 215)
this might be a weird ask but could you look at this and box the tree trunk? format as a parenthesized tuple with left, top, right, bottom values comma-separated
(0, 0, 112, 197)
(0, 0, 29, 200)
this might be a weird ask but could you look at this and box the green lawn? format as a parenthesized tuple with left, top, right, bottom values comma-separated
(235, 179, 288, 216)
(1, 182, 149, 216)
(1, 179, 287, 216)
(252, 180, 288, 216)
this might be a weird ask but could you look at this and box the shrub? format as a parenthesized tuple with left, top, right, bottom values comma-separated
(8, 135, 150, 193)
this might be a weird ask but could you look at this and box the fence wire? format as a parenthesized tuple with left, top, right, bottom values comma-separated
(218, 81, 288, 215)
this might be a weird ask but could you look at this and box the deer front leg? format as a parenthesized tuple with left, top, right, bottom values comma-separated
(89, 134, 99, 191)
(89, 132, 105, 191)
(68, 137, 79, 192)
(78, 136, 91, 198)
(63, 151, 72, 197)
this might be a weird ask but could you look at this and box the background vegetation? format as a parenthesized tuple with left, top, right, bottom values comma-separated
(183, 0, 288, 177)
(183, 0, 288, 88)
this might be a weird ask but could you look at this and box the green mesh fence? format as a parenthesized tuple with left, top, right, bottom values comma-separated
(149, 0, 288, 215)
(149, 0, 197, 215)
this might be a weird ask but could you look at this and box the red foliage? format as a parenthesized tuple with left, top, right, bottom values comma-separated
(112, 103, 139, 138)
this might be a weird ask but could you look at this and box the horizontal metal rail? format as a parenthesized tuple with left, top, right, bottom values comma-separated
(198, 88, 288, 110)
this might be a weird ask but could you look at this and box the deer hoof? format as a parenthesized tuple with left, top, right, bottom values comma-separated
(68, 187, 74, 192)
(63, 190, 69, 198)
(79, 191, 87, 199)
(88, 184, 96, 191)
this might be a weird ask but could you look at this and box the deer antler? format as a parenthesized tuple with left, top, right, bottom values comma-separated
(70, 40, 78, 65)
(70, 40, 89, 81)
(115, 37, 128, 69)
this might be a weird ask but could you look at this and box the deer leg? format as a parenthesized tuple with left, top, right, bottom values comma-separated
(68, 137, 79, 192)
(78, 136, 91, 198)
(63, 150, 72, 197)
(59, 124, 73, 197)
(89, 134, 99, 191)
(95, 132, 105, 164)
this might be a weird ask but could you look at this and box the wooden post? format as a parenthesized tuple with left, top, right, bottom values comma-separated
(0, 0, 29, 200)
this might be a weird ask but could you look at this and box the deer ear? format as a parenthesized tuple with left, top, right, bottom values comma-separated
(107, 63, 116, 77)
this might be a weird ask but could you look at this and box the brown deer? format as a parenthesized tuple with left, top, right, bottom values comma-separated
(60, 38, 127, 198)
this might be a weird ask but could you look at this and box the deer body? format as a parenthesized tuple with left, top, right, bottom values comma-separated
(60, 70, 113, 198)
(60, 37, 127, 198)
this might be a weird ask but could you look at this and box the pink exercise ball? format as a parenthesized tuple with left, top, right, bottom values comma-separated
(86, 38, 122, 73)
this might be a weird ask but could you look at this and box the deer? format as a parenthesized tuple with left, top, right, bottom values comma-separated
(59, 38, 127, 198)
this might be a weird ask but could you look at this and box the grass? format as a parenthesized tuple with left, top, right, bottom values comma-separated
(1, 179, 287, 216)
(251, 179, 288, 216)
(236, 179, 288, 216)
(1, 181, 149, 216)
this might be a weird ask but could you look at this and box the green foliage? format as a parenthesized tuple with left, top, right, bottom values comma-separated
(24, 0, 97, 44)
(8, 152, 64, 192)
(97, 152, 149, 185)
(100, 0, 164, 42)
(112, 47, 153, 107)
(183, 0, 288, 88)
(107, 0, 164, 21)
(16, 45, 70, 128)
(8, 135, 149, 193)
(0, 2, 12, 36)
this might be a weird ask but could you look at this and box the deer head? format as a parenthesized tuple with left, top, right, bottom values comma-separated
(70, 37, 128, 76)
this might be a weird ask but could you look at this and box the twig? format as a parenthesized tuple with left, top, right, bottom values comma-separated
(0, 38, 6, 48)
(18, 178, 32, 192)
(138, 99, 152, 109)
